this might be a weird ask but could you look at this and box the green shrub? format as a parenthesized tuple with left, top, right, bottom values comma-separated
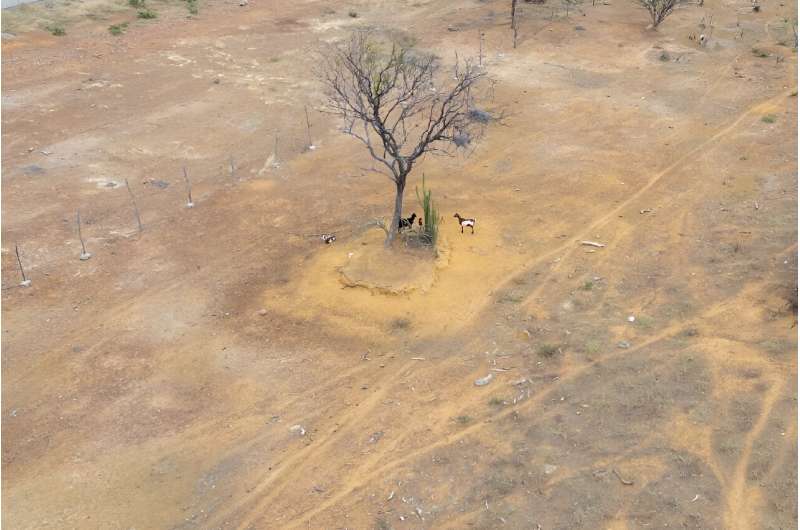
(47, 25, 66, 36)
(108, 22, 128, 35)
(762, 114, 776, 123)
(137, 8, 157, 18)
(537, 343, 560, 357)
(415, 173, 440, 247)
(128, 0, 144, 7)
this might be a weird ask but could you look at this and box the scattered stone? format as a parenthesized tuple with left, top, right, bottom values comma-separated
(617, 340, 631, 349)
(474, 373, 494, 387)
(289, 424, 306, 436)
(575, 25, 586, 30)
(145, 179, 170, 189)
(368, 431, 384, 444)
(627, 315, 636, 323)
(544, 464, 558, 475)
(258, 309, 268, 316)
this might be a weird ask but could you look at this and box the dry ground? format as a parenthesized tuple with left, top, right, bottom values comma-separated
(2, 0, 798, 528)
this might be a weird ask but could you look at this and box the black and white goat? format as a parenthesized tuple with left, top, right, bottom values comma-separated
(398, 213, 417, 231)
(453, 213, 476, 234)
(320, 234, 336, 244)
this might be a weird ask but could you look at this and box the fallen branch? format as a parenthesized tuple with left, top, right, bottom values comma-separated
(580, 240, 606, 248)
(15, 244, 31, 287)
(76, 210, 91, 260)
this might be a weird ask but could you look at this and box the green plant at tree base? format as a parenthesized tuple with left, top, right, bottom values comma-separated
(415, 173, 440, 247)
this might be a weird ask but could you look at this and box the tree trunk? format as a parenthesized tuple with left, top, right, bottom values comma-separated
(511, 0, 518, 28)
(385, 179, 405, 247)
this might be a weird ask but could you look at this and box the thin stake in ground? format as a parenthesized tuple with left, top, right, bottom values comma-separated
(15, 244, 31, 287)
(124, 178, 143, 233)
(76, 210, 91, 260)
(304, 105, 315, 150)
(479, 31, 485, 66)
(229, 156, 236, 179)
(183, 167, 194, 208)
(273, 131, 281, 168)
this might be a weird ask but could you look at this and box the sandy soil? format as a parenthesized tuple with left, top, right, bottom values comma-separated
(2, 0, 797, 527)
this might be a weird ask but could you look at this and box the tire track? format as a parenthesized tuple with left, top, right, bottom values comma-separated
(724, 377, 786, 530)
(204, 358, 417, 530)
(513, 89, 793, 309)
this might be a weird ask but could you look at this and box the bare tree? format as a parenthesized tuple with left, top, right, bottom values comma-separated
(635, 0, 677, 27)
(319, 32, 485, 246)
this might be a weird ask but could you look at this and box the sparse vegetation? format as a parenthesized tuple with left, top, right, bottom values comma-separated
(583, 340, 602, 354)
(390, 317, 411, 330)
(635, 0, 676, 28)
(108, 22, 128, 35)
(128, 0, 145, 7)
(455, 415, 472, 424)
(186, 0, 198, 15)
(46, 24, 66, 36)
(579, 280, 594, 291)
(374, 517, 392, 530)
(489, 396, 505, 406)
(498, 292, 524, 303)
(752, 47, 769, 57)
(348, 10, 358, 17)
(538, 343, 560, 357)
(762, 114, 776, 123)
(137, 8, 157, 18)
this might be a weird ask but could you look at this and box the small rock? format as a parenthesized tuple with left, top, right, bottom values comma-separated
(368, 431, 384, 444)
(617, 340, 631, 349)
(289, 424, 306, 436)
(257, 309, 268, 316)
(627, 315, 636, 323)
(544, 464, 558, 475)
(575, 25, 585, 30)
(474, 373, 494, 387)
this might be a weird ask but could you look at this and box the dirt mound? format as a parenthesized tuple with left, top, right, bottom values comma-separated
(339, 233, 441, 295)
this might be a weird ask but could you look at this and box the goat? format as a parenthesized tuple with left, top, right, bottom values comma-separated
(320, 234, 336, 244)
(398, 213, 417, 231)
(453, 213, 476, 234)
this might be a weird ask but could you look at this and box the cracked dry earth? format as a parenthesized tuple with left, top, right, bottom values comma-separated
(1, 0, 797, 528)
